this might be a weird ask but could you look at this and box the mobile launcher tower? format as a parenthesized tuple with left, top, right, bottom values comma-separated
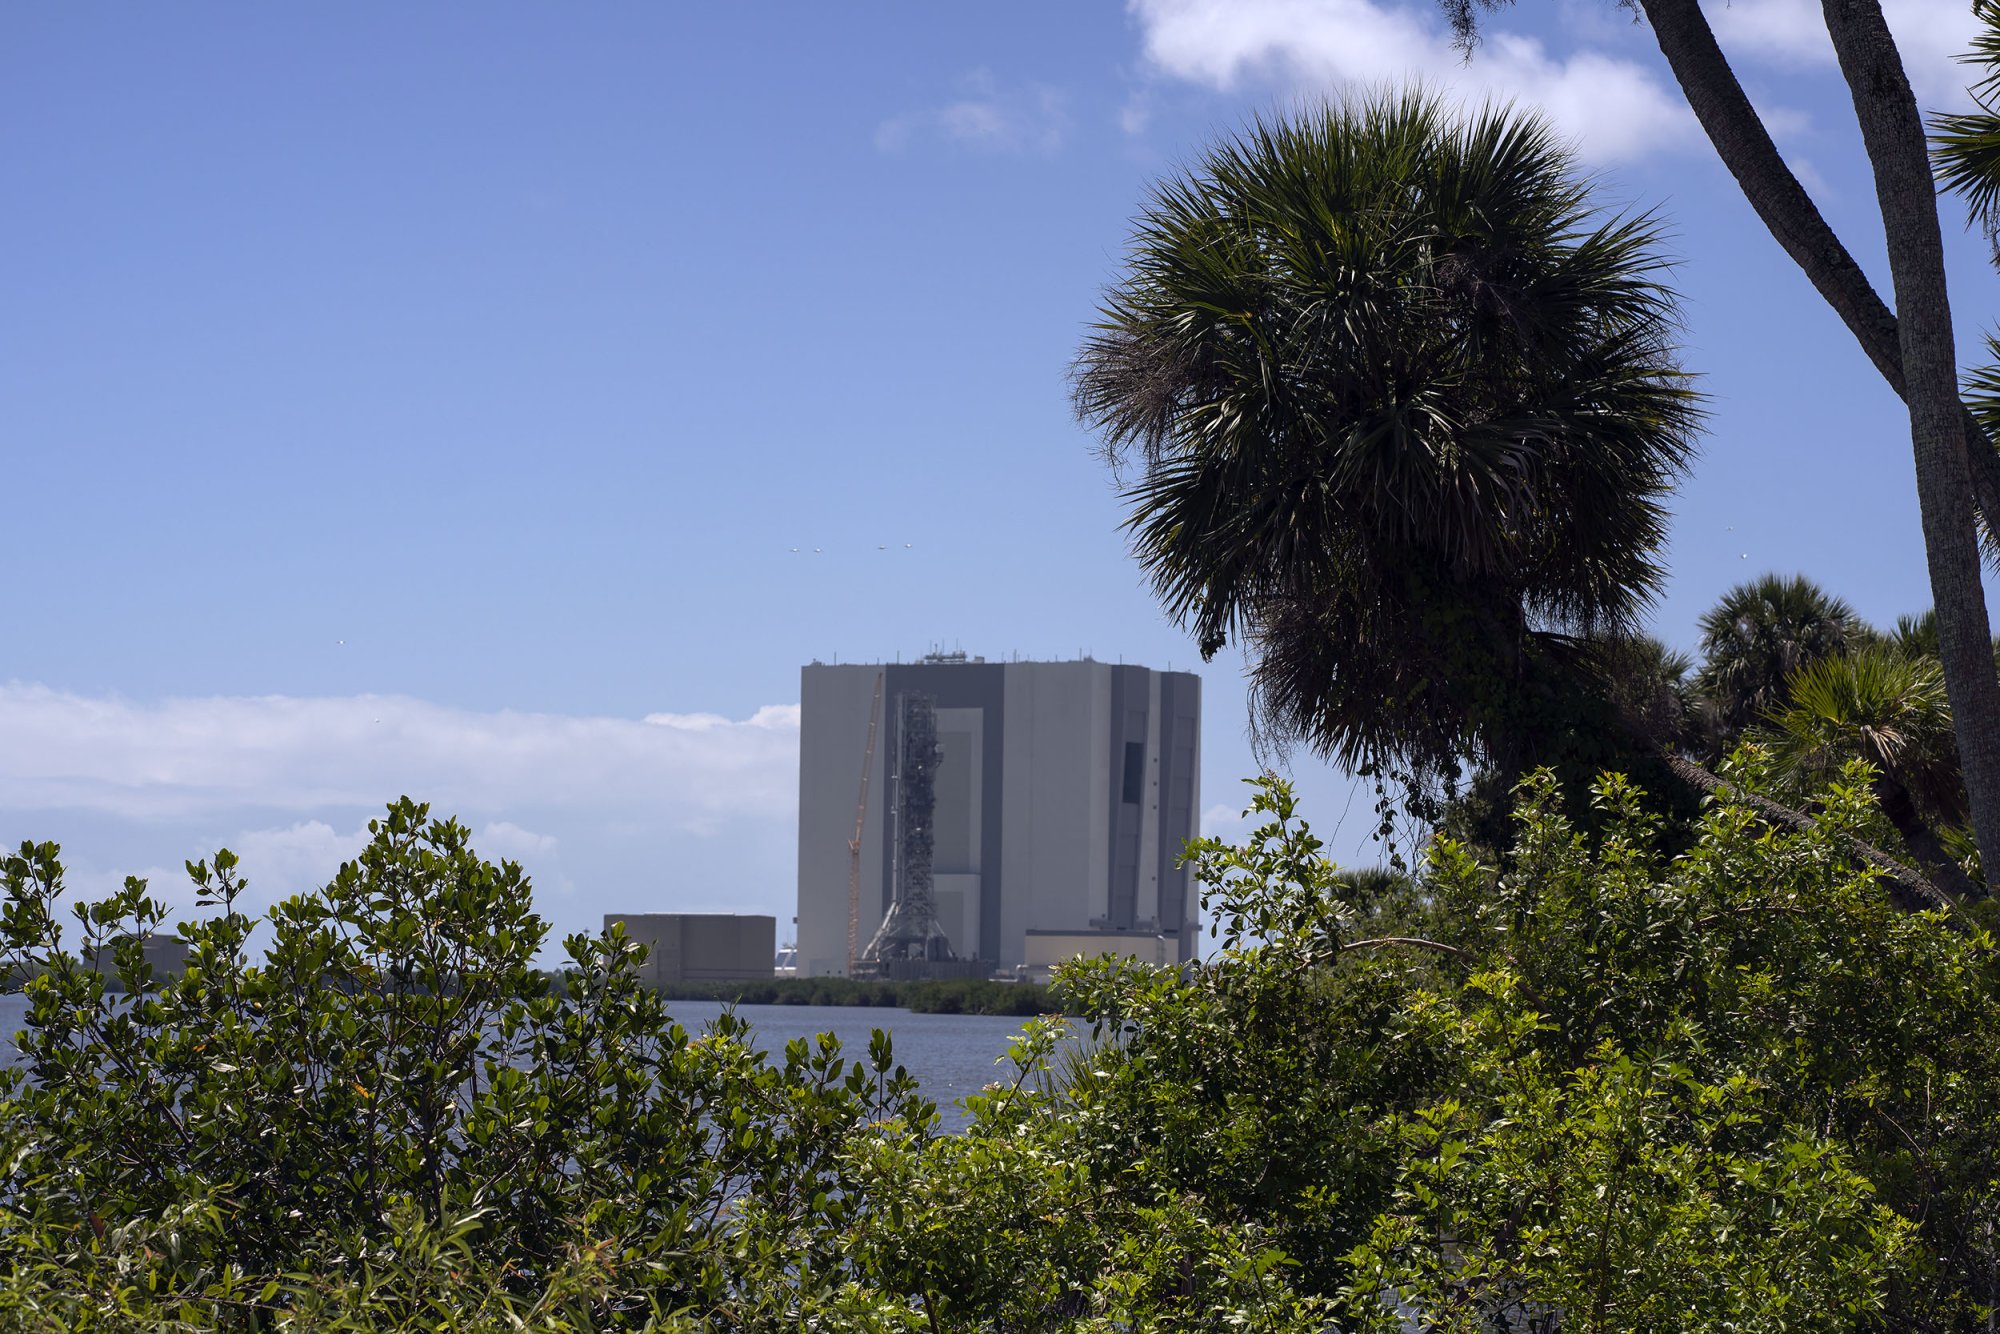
(855, 690, 965, 976)
(795, 651, 1201, 980)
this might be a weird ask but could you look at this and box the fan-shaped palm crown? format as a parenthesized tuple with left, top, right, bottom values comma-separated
(1759, 646, 1963, 823)
(1693, 573, 1862, 741)
(1074, 93, 1701, 788)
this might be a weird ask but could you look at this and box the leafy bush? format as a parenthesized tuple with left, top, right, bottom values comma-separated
(0, 799, 937, 1327)
(1045, 771, 1991, 1329)
(4, 769, 1997, 1329)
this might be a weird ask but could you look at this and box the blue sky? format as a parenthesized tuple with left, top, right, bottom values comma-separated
(5, 0, 1998, 947)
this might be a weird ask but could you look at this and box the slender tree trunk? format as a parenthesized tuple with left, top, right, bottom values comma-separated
(1661, 753, 1962, 913)
(1819, 0, 2000, 881)
(1873, 772, 1982, 902)
(1636, 0, 2000, 555)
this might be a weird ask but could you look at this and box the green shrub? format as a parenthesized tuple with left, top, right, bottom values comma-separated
(4, 768, 1994, 1329)
(0, 800, 936, 1327)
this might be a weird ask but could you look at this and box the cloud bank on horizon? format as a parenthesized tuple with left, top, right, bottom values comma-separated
(1, 680, 1287, 947)
(0, 684, 799, 825)
(0, 684, 804, 933)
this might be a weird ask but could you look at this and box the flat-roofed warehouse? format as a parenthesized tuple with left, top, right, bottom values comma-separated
(796, 653, 1200, 977)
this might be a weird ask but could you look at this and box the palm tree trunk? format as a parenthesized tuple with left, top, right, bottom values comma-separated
(1635, 0, 2000, 556)
(1818, 0, 2000, 885)
(1872, 773, 1983, 902)
(1661, 753, 1963, 913)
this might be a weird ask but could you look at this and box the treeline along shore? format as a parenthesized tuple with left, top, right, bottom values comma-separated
(3, 966, 1067, 1017)
(638, 975, 1066, 1016)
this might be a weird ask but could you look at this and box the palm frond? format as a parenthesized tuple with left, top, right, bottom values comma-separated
(1933, 0, 2000, 246)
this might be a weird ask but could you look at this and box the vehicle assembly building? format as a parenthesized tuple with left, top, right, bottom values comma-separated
(795, 653, 1201, 978)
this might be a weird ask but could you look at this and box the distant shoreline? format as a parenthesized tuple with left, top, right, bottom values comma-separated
(650, 975, 1066, 1017)
(2, 969, 1073, 1018)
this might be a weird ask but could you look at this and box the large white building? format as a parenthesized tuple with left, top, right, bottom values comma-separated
(795, 653, 1201, 977)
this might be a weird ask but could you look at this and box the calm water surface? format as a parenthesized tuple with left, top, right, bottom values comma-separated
(0, 993, 1038, 1130)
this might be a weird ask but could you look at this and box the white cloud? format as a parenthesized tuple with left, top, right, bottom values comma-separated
(227, 819, 371, 894)
(1201, 800, 1252, 842)
(0, 683, 799, 831)
(1706, 0, 1826, 69)
(1757, 104, 1817, 142)
(644, 704, 798, 732)
(1887, 0, 1987, 107)
(1123, 0, 1984, 163)
(1708, 0, 1979, 108)
(60, 814, 572, 947)
(476, 820, 559, 861)
(55, 821, 369, 927)
(1127, 0, 1698, 163)
(875, 69, 1069, 155)
(0, 685, 804, 956)
(1119, 91, 1155, 135)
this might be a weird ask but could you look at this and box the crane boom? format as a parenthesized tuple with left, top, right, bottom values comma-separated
(845, 671, 884, 975)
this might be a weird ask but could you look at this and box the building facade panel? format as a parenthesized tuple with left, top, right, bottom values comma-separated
(795, 666, 889, 977)
(1155, 671, 1200, 938)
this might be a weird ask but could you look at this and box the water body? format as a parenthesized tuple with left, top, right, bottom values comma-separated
(0, 993, 1036, 1131)
(671, 1001, 1043, 1128)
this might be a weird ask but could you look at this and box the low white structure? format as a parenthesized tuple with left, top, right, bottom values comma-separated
(796, 654, 1201, 976)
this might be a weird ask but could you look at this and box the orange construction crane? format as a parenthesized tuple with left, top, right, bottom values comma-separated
(846, 671, 884, 975)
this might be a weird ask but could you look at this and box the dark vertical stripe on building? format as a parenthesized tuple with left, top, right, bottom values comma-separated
(1154, 672, 1200, 954)
(874, 663, 1006, 962)
(1105, 665, 1150, 931)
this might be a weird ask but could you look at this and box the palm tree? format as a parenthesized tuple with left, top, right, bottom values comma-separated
(1886, 609, 1941, 662)
(1877, 607, 2000, 668)
(1073, 94, 1703, 810)
(1433, 0, 2000, 902)
(1691, 574, 1862, 751)
(1933, 0, 2000, 260)
(1595, 633, 1696, 752)
(1755, 646, 1976, 897)
(1622, 0, 2000, 892)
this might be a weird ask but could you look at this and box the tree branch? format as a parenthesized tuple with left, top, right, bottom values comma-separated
(1661, 752, 1968, 918)
(1819, 0, 2000, 878)
(1636, 0, 2000, 559)
(1341, 936, 1479, 963)
(1340, 935, 1544, 1005)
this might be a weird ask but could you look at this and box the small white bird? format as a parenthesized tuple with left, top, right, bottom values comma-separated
(904, 543, 913, 549)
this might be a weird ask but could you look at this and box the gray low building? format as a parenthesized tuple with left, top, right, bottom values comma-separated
(604, 914, 775, 987)
(796, 652, 1201, 976)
